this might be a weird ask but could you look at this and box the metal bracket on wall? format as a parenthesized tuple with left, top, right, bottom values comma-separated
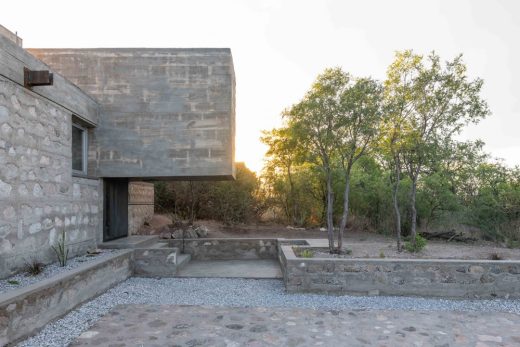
(23, 67, 54, 88)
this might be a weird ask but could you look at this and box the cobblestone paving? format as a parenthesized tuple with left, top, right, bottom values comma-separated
(70, 304, 520, 347)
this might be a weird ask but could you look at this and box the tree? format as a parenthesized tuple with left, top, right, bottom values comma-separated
(262, 127, 302, 225)
(384, 51, 490, 249)
(379, 104, 406, 250)
(284, 68, 349, 252)
(336, 78, 383, 249)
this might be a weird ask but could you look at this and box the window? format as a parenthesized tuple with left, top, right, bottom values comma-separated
(72, 123, 87, 175)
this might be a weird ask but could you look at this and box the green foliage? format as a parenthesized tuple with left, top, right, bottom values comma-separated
(259, 51, 519, 249)
(404, 234, 427, 253)
(52, 229, 69, 267)
(7, 280, 20, 285)
(299, 249, 315, 258)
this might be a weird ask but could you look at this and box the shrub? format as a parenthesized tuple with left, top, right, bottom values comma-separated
(294, 248, 314, 258)
(300, 249, 314, 258)
(7, 280, 20, 285)
(404, 234, 427, 253)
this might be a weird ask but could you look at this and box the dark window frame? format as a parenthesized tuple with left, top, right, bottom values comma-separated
(72, 122, 88, 176)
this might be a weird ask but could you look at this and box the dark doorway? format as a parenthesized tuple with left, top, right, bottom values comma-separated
(103, 178, 129, 242)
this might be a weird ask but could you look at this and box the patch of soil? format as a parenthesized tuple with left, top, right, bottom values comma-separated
(297, 243, 520, 261)
(141, 214, 520, 260)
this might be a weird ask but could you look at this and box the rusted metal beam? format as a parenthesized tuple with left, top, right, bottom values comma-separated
(23, 67, 53, 88)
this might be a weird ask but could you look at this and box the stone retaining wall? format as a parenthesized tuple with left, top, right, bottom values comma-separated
(128, 181, 154, 235)
(0, 250, 133, 346)
(281, 246, 520, 298)
(169, 238, 278, 260)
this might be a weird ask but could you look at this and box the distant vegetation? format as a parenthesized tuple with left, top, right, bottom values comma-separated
(156, 50, 520, 252)
(155, 162, 266, 225)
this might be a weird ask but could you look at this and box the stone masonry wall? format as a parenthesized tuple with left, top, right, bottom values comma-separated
(0, 76, 101, 278)
(169, 238, 278, 260)
(281, 246, 520, 298)
(128, 181, 154, 235)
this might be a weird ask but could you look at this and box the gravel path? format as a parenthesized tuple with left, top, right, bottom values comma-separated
(17, 277, 520, 347)
(0, 250, 119, 295)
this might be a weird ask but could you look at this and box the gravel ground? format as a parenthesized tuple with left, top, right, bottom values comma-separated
(0, 250, 119, 295)
(18, 277, 520, 347)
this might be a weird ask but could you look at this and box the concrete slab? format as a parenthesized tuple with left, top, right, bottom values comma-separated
(70, 304, 520, 347)
(176, 259, 282, 279)
(98, 235, 159, 249)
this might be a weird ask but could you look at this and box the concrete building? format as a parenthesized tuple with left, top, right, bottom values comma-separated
(0, 25, 235, 278)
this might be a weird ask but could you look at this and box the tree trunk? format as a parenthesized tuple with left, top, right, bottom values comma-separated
(287, 165, 298, 226)
(338, 172, 351, 252)
(326, 169, 335, 252)
(189, 181, 196, 225)
(392, 160, 402, 252)
(410, 177, 418, 248)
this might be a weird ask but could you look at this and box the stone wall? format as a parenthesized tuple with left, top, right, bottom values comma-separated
(170, 238, 278, 260)
(281, 246, 520, 298)
(0, 34, 101, 278)
(0, 250, 133, 345)
(128, 181, 154, 235)
(29, 48, 236, 180)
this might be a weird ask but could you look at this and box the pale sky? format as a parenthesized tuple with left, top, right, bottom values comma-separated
(2, 0, 519, 173)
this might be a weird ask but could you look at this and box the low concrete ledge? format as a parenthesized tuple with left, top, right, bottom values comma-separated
(169, 238, 279, 260)
(281, 245, 520, 299)
(0, 250, 133, 346)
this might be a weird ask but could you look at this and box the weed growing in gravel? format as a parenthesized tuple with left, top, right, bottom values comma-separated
(7, 280, 20, 285)
(300, 249, 314, 258)
(52, 229, 69, 267)
(24, 259, 45, 276)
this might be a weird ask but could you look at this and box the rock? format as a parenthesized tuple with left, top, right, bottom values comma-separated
(169, 224, 209, 239)
(469, 265, 485, 274)
(480, 274, 495, 283)
(194, 225, 208, 237)
(159, 231, 172, 239)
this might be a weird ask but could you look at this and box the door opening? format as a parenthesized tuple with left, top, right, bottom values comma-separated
(103, 178, 129, 242)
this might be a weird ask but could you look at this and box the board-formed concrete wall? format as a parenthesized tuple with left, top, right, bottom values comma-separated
(29, 48, 236, 180)
(0, 34, 102, 278)
(128, 181, 154, 235)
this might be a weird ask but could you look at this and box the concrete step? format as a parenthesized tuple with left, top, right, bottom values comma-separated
(176, 254, 191, 272)
(99, 235, 159, 249)
(148, 242, 168, 249)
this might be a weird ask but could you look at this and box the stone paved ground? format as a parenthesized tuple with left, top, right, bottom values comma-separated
(70, 304, 520, 347)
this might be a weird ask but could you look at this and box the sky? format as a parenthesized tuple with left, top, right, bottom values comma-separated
(2, 0, 519, 173)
